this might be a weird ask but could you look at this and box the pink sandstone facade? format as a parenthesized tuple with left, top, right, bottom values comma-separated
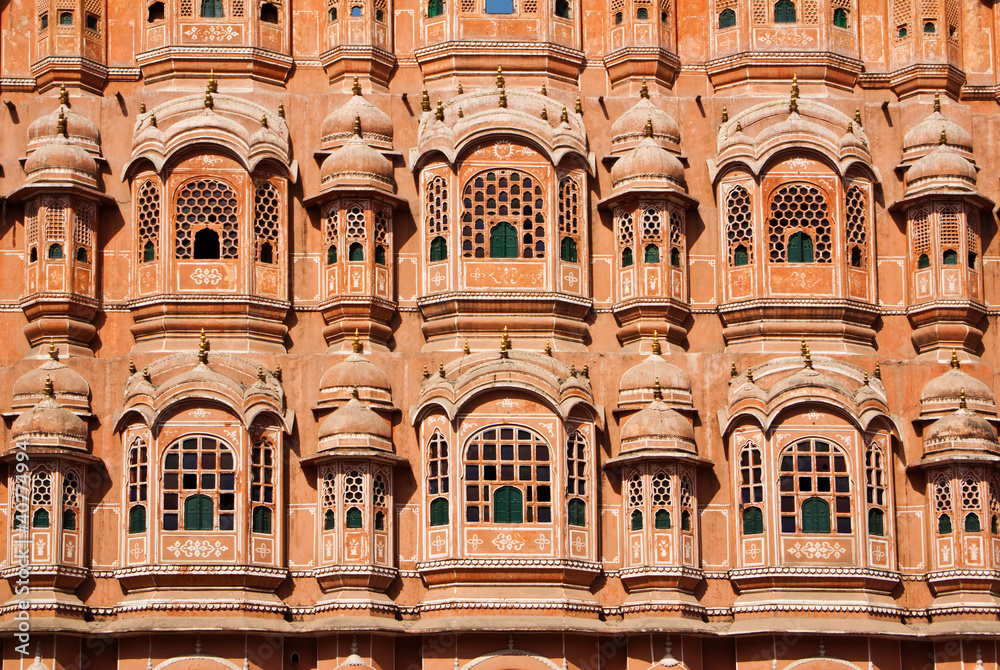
(4, 0, 1000, 668)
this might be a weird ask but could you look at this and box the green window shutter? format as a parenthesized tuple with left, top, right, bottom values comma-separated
(742, 506, 763, 535)
(801, 497, 830, 533)
(346, 506, 363, 528)
(644, 244, 660, 263)
(568, 498, 586, 527)
(918, 253, 930, 268)
(868, 508, 884, 536)
(774, 0, 795, 22)
(143, 241, 156, 263)
(252, 506, 272, 534)
(938, 513, 952, 534)
(734, 244, 749, 266)
(324, 509, 336, 530)
(833, 7, 847, 27)
(349, 243, 364, 261)
(494, 486, 523, 523)
(788, 231, 813, 262)
(630, 509, 643, 531)
(681, 510, 691, 531)
(430, 498, 449, 526)
(719, 7, 736, 28)
(430, 236, 448, 262)
(943, 249, 958, 265)
(965, 512, 982, 532)
(185, 495, 212, 531)
(670, 247, 681, 267)
(129, 505, 147, 533)
(374, 245, 386, 265)
(327, 244, 337, 264)
(32, 509, 50, 529)
(622, 247, 634, 268)
(490, 223, 518, 258)
(560, 237, 578, 263)
(63, 509, 77, 531)
(654, 509, 670, 529)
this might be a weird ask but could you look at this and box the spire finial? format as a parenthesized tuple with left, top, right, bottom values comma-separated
(747, 368, 754, 384)
(44, 374, 54, 398)
(940, 128, 948, 145)
(457, 81, 463, 95)
(59, 83, 69, 106)
(352, 386, 360, 399)
(278, 103, 285, 119)
(463, 339, 470, 355)
(804, 345, 813, 370)
(736, 120, 742, 132)
(198, 328, 208, 364)
(731, 363, 739, 378)
(575, 95, 583, 115)
(139, 101, 146, 114)
(545, 340, 552, 356)
(951, 348, 960, 369)
(847, 121, 854, 133)
(644, 117, 654, 138)
(149, 112, 157, 128)
(874, 362, 881, 380)
(351, 635, 359, 655)
(261, 114, 268, 128)
(818, 638, 825, 657)
(129, 357, 136, 375)
(204, 90, 214, 110)
(583, 364, 589, 379)
(854, 107, 862, 126)
(48, 338, 57, 361)
(800, 338, 808, 358)
(652, 330, 661, 356)
(208, 70, 218, 93)
(352, 75, 362, 96)
(541, 83, 548, 96)
(499, 88, 507, 108)
(640, 79, 649, 99)
(499, 326, 511, 358)
(421, 87, 431, 112)
(961, 387, 968, 409)
(863, 371, 870, 385)
(423, 364, 431, 379)
(721, 106, 728, 122)
(57, 109, 67, 137)
(496, 65, 505, 89)
(143, 365, 151, 383)
(274, 364, 282, 382)
(258, 365, 266, 383)
(789, 74, 800, 113)
(570, 363, 576, 376)
(353, 328, 362, 354)
(653, 377, 663, 401)
(436, 99, 445, 121)
(561, 107, 569, 124)
(458, 106, 464, 118)
(541, 107, 548, 121)
(934, 92, 941, 113)
(438, 363, 446, 378)
(353, 114, 363, 137)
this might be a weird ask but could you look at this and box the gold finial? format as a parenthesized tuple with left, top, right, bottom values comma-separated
(540, 107, 548, 121)
(804, 345, 813, 369)
(791, 73, 799, 98)
(139, 101, 146, 114)
(278, 103, 285, 119)
(198, 328, 208, 364)
(582, 364, 589, 379)
(575, 95, 583, 115)
(149, 112, 157, 128)
(934, 92, 941, 113)
(731, 363, 739, 377)
(640, 79, 649, 99)
(457, 81, 463, 95)
(44, 374, 54, 398)
(205, 91, 214, 110)
(57, 110, 67, 137)
(541, 83, 548, 96)
(458, 106, 464, 118)
(644, 117, 654, 139)
(652, 330, 661, 356)
(48, 338, 57, 361)
(438, 363, 446, 378)
(653, 377, 663, 401)
(561, 107, 569, 124)
(499, 327, 510, 359)
(59, 83, 69, 107)
(863, 371, 870, 385)
(940, 128, 948, 145)
(570, 363, 576, 376)
(142, 366, 151, 383)
(208, 70, 218, 93)
(854, 107, 862, 126)
(436, 99, 445, 121)
(464, 339, 470, 355)
(800, 338, 808, 357)
(421, 87, 431, 112)
(960, 387, 968, 410)
(789, 74, 799, 114)
(258, 365, 266, 383)
(951, 348, 960, 369)
(496, 65, 505, 89)
(874, 362, 881, 380)
(746, 368, 754, 384)
(353, 328, 362, 354)
(545, 340, 552, 356)
(847, 121, 853, 133)
(721, 106, 728, 123)
(423, 364, 431, 379)
(499, 88, 507, 108)
(128, 357, 136, 375)
(352, 75, 362, 96)
(274, 364, 282, 382)
(351, 386, 360, 399)
(735, 121, 742, 132)
(261, 114, 269, 128)
(353, 114, 363, 138)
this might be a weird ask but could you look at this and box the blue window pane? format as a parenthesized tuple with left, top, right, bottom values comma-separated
(485, 0, 514, 12)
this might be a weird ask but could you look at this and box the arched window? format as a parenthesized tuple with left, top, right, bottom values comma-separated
(561, 237, 578, 263)
(162, 436, 236, 531)
(349, 242, 365, 261)
(328, 7, 337, 20)
(254, 182, 281, 265)
(351, 5, 362, 16)
(430, 236, 448, 262)
(375, 510, 385, 530)
(252, 506, 272, 534)
(615, 11, 623, 23)
(428, 431, 450, 497)
(924, 21, 935, 33)
(833, 7, 848, 27)
(670, 247, 681, 267)
(490, 222, 519, 258)
(726, 185, 753, 266)
(961, 475, 984, 533)
(787, 231, 814, 263)
(636, 7, 648, 18)
(33, 509, 50, 528)
(193, 229, 220, 259)
(631, 509, 644, 530)
(868, 508, 885, 536)
(918, 253, 930, 269)
(679, 475, 693, 531)
(801, 497, 831, 533)
(566, 430, 588, 508)
(59, 11, 74, 24)
(654, 508, 671, 530)
(943, 249, 958, 265)
(627, 473, 643, 530)
(62, 471, 80, 531)
(845, 185, 867, 268)
(343, 469, 365, 528)
(939, 513, 953, 533)
(250, 439, 275, 534)
(322, 471, 336, 530)
(346, 506, 363, 528)
(965, 512, 981, 532)
(428, 0, 444, 17)
(184, 494, 214, 531)
(324, 509, 336, 530)
(774, 0, 795, 22)
(48, 244, 63, 260)
(176, 179, 239, 259)
(260, 2, 278, 22)
(555, 0, 571, 18)
(327, 244, 337, 264)
(40, 13, 49, 29)
(622, 247, 634, 268)
(259, 242, 273, 264)
(430, 498, 449, 526)
(200, 0, 223, 17)
(742, 506, 763, 534)
(375, 245, 386, 265)
(30, 248, 38, 263)
(733, 245, 748, 266)
(718, 7, 736, 28)
(494, 486, 524, 523)
(143, 241, 156, 263)
(129, 505, 147, 533)
(935, 476, 953, 534)
(137, 180, 160, 262)
(76, 247, 88, 263)
(898, 26, 908, 37)
(644, 244, 660, 263)
(568, 498, 586, 526)
(148, 2, 165, 21)
(865, 444, 887, 536)
(651, 471, 672, 529)
(372, 473, 388, 532)
(779, 439, 850, 534)
(485, 0, 514, 12)
(465, 426, 551, 523)
(769, 184, 831, 263)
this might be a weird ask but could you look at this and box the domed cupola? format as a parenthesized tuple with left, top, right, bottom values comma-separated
(317, 389, 393, 454)
(921, 392, 1000, 464)
(902, 93, 973, 164)
(618, 334, 692, 411)
(11, 342, 91, 414)
(10, 376, 88, 451)
(609, 121, 688, 198)
(318, 336, 394, 411)
(919, 350, 996, 420)
(610, 82, 681, 156)
(26, 85, 101, 156)
(23, 111, 99, 189)
(616, 381, 697, 460)
(321, 78, 394, 153)
(319, 117, 395, 197)
(902, 130, 981, 202)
